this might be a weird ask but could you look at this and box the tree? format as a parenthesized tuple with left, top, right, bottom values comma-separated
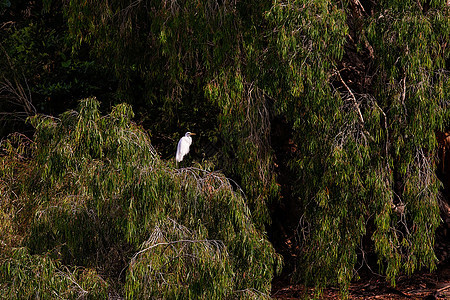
(0, 98, 281, 298)
(265, 0, 449, 294)
(0, 0, 116, 137)
(1, 0, 449, 296)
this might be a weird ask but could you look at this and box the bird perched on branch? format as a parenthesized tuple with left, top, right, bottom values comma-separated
(176, 132, 196, 163)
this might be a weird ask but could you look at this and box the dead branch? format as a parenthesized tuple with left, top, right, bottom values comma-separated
(336, 70, 365, 124)
(437, 283, 450, 293)
(348, 0, 367, 18)
(401, 76, 407, 113)
(0, 44, 36, 120)
(0, 21, 15, 30)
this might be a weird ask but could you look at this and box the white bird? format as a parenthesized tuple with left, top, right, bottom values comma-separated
(176, 132, 196, 162)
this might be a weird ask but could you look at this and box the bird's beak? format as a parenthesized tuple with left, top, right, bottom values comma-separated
(190, 133, 196, 135)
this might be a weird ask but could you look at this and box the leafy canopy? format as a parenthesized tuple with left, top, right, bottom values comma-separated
(0, 98, 281, 299)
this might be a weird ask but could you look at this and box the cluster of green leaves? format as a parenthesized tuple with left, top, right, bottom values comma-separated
(261, 0, 449, 294)
(2, 0, 449, 297)
(0, 98, 281, 298)
(0, 248, 108, 299)
(366, 0, 449, 284)
(63, 0, 280, 228)
(265, 0, 366, 294)
(0, 0, 10, 13)
(45, 0, 450, 294)
(0, 0, 115, 137)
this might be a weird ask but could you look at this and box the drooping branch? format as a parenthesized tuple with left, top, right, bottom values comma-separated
(131, 239, 225, 263)
(335, 69, 365, 124)
(0, 44, 36, 121)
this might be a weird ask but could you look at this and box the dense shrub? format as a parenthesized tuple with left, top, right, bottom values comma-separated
(1, 0, 449, 296)
(0, 98, 281, 298)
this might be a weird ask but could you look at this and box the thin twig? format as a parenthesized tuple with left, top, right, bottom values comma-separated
(437, 283, 450, 293)
(336, 70, 365, 124)
(56, 270, 88, 296)
(131, 239, 223, 262)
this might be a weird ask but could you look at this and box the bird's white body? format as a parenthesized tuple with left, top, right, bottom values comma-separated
(176, 132, 195, 162)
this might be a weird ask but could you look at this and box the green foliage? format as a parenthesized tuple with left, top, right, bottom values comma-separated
(266, 0, 362, 293)
(0, 98, 280, 298)
(125, 219, 234, 299)
(205, 68, 279, 227)
(0, 248, 108, 299)
(2, 0, 449, 296)
(264, 0, 448, 294)
(365, 1, 449, 285)
(0, 1, 116, 137)
(0, 0, 10, 11)
(63, 0, 279, 228)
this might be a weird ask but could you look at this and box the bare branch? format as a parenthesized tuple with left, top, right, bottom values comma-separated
(0, 43, 36, 121)
(131, 239, 225, 263)
(336, 70, 365, 124)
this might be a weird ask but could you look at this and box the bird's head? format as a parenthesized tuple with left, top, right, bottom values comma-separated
(185, 132, 196, 137)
